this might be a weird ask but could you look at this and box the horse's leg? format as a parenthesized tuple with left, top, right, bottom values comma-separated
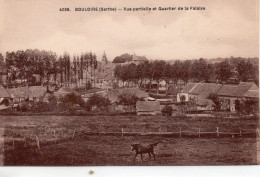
(133, 154, 138, 163)
(151, 152, 156, 161)
(140, 153, 143, 162)
(148, 152, 151, 161)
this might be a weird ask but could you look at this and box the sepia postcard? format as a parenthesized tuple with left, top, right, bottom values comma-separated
(0, 0, 259, 175)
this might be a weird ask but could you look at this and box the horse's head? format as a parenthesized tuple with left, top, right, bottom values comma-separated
(150, 142, 159, 148)
(131, 144, 138, 151)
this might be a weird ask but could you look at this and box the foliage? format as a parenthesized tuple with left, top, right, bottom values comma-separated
(237, 60, 255, 82)
(180, 95, 186, 103)
(235, 99, 259, 116)
(112, 53, 132, 63)
(208, 93, 221, 110)
(214, 61, 232, 83)
(161, 105, 173, 116)
(86, 94, 111, 111)
(117, 93, 140, 106)
(31, 101, 50, 112)
(60, 93, 85, 106)
(20, 102, 29, 112)
(3, 49, 98, 88)
(243, 99, 259, 116)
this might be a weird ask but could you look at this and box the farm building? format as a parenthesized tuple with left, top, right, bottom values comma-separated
(7, 87, 30, 103)
(177, 83, 222, 102)
(107, 87, 149, 103)
(54, 87, 80, 100)
(136, 101, 161, 116)
(178, 82, 259, 112)
(81, 88, 107, 102)
(27, 86, 47, 102)
(217, 82, 259, 112)
(7, 86, 48, 103)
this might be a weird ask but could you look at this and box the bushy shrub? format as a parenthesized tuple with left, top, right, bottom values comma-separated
(31, 101, 50, 112)
(86, 94, 111, 111)
(59, 93, 85, 108)
(162, 105, 173, 116)
(208, 93, 221, 110)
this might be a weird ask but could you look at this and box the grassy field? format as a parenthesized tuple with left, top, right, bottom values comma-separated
(0, 115, 259, 166)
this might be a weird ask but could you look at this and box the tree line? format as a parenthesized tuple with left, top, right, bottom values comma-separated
(0, 49, 98, 88)
(114, 58, 258, 94)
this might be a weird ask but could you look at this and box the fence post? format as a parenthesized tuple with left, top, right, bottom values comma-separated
(240, 129, 242, 137)
(198, 128, 200, 138)
(12, 139, 15, 150)
(72, 130, 76, 139)
(35, 135, 40, 150)
(53, 129, 56, 137)
(179, 127, 182, 137)
(24, 137, 27, 148)
(121, 127, 124, 137)
(216, 127, 219, 137)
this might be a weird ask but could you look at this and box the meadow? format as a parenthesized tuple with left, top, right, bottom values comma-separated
(0, 115, 258, 166)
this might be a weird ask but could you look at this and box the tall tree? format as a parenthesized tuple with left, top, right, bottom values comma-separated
(215, 61, 232, 83)
(152, 60, 165, 93)
(237, 60, 254, 82)
(163, 63, 172, 95)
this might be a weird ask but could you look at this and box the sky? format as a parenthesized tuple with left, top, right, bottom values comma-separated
(0, 0, 259, 61)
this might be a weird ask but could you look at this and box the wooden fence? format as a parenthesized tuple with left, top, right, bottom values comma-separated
(3, 126, 259, 152)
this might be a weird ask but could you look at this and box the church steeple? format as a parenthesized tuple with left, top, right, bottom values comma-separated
(102, 51, 108, 64)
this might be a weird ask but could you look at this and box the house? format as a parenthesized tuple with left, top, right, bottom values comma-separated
(0, 85, 11, 110)
(7, 87, 30, 103)
(217, 82, 259, 112)
(136, 101, 161, 116)
(177, 83, 222, 102)
(28, 86, 47, 102)
(54, 87, 80, 100)
(178, 82, 259, 112)
(122, 54, 148, 65)
(81, 88, 107, 102)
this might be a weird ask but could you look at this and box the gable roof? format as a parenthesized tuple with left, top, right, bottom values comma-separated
(7, 87, 28, 98)
(234, 82, 258, 97)
(190, 83, 222, 98)
(0, 86, 10, 98)
(181, 83, 198, 93)
(217, 82, 259, 98)
(182, 82, 259, 98)
(28, 86, 47, 99)
(132, 54, 148, 62)
(54, 87, 80, 98)
(243, 90, 259, 98)
(196, 98, 215, 107)
(216, 85, 237, 97)
(107, 87, 149, 103)
(136, 101, 161, 112)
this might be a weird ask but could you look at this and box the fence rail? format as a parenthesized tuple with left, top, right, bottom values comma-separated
(3, 127, 259, 152)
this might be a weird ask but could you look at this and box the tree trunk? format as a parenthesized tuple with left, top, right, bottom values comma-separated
(165, 81, 169, 96)
(149, 79, 152, 93)
(157, 81, 159, 94)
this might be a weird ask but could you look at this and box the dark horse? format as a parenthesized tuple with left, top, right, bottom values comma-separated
(131, 142, 159, 163)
